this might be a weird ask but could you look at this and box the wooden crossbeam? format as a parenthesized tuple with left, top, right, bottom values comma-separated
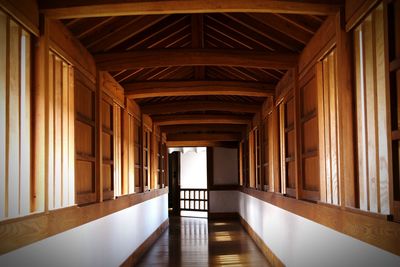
(124, 80, 274, 99)
(141, 101, 260, 115)
(95, 49, 298, 71)
(152, 114, 251, 126)
(167, 140, 238, 147)
(167, 133, 242, 142)
(40, 0, 342, 19)
(161, 124, 246, 134)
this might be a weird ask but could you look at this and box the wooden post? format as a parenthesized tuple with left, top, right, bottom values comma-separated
(336, 11, 356, 208)
(96, 71, 103, 202)
(294, 67, 301, 200)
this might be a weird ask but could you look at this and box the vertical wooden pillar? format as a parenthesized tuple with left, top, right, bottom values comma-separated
(34, 16, 49, 213)
(95, 71, 103, 202)
(336, 11, 356, 208)
(294, 67, 301, 200)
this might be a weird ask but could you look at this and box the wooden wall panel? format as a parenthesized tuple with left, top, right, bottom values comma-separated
(75, 70, 96, 205)
(47, 52, 75, 210)
(101, 96, 114, 201)
(317, 49, 340, 205)
(0, 13, 33, 220)
(387, 0, 400, 221)
(354, 4, 390, 214)
(0, 11, 6, 219)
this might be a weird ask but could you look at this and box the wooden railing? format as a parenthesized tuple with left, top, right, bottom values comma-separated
(180, 189, 208, 211)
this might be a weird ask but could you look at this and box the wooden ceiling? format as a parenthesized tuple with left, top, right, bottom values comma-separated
(39, 0, 335, 143)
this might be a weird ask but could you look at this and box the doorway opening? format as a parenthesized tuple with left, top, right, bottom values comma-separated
(168, 147, 208, 218)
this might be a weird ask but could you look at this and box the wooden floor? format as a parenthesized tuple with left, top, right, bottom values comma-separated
(136, 216, 271, 266)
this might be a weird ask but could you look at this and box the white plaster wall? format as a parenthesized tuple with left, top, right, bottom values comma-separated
(213, 147, 238, 185)
(0, 194, 168, 267)
(209, 190, 239, 213)
(180, 149, 207, 189)
(238, 192, 400, 267)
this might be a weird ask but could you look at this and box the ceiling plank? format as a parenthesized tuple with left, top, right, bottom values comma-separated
(123, 80, 274, 98)
(41, 0, 341, 19)
(141, 100, 261, 115)
(167, 132, 242, 142)
(152, 114, 251, 126)
(95, 48, 298, 71)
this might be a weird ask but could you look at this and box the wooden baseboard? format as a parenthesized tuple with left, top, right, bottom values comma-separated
(208, 212, 239, 220)
(120, 218, 169, 267)
(239, 215, 285, 267)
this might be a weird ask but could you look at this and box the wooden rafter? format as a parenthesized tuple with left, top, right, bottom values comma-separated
(123, 80, 274, 98)
(141, 100, 261, 115)
(95, 48, 298, 71)
(191, 14, 205, 79)
(152, 114, 251, 126)
(40, 0, 342, 19)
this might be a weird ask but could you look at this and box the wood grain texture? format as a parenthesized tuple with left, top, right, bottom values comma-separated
(0, 188, 168, 255)
(345, 0, 380, 31)
(40, 0, 341, 19)
(242, 187, 400, 257)
(95, 49, 298, 71)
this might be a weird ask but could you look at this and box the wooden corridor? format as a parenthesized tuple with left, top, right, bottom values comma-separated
(136, 217, 271, 267)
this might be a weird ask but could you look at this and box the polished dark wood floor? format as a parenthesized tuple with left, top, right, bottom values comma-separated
(136, 217, 271, 266)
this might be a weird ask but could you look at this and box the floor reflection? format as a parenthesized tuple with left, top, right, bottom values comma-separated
(136, 217, 270, 267)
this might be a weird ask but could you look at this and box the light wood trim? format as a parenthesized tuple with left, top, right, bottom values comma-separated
(95, 49, 298, 71)
(40, 0, 341, 19)
(121, 218, 169, 267)
(141, 101, 261, 115)
(0, 188, 168, 255)
(239, 214, 285, 267)
(0, 0, 39, 36)
(167, 133, 242, 142)
(241, 187, 400, 257)
(153, 114, 251, 126)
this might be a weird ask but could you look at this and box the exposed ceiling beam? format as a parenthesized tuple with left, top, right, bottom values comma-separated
(141, 101, 260, 115)
(161, 124, 246, 134)
(153, 114, 251, 126)
(95, 49, 298, 71)
(40, 0, 342, 19)
(167, 133, 242, 142)
(124, 80, 274, 99)
(167, 140, 238, 148)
